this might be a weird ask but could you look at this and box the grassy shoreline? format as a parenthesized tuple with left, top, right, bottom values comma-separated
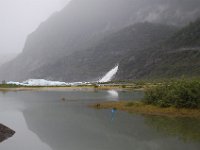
(0, 84, 145, 92)
(1, 78, 199, 91)
(90, 101, 200, 118)
(1, 79, 200, 118)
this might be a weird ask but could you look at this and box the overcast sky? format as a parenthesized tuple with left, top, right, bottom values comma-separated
(0, 0, 71, 54)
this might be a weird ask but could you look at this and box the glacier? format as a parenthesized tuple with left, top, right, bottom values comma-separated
(6, 65, 119, 86)
(7, 79, 87, 86)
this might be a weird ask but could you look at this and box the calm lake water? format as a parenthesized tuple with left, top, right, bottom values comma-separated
(0, 89, 200, 150)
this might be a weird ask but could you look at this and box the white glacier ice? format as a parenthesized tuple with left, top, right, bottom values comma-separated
(6, 65, 119, 86)
(7, 79, 87, 86)
(22, 79, 67, 86)
(99, 65, 119, 83)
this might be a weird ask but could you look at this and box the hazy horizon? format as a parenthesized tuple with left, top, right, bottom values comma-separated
(0, 0, 71, 55)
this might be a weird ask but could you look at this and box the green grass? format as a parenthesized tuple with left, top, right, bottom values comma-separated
(144, 79, 200, 108)
(91, 101, 200, 118)
(0, 84, 22, 88)
(91, 78, 200, 118)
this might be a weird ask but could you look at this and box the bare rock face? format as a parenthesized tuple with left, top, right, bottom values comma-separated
(0, 124, 15, 143)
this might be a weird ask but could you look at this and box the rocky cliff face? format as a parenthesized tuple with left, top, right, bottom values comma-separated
(0, 0, 200, 81)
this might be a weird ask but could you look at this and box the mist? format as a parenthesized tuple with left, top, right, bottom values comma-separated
(0, 0, 70, 55)
(0, 1, 199, 149)
(0, 0, 200, 81)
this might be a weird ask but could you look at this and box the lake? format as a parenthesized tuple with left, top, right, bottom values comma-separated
(0, 89, 200, 150)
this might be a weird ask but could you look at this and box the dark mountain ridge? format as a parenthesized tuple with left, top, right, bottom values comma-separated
(117, 19, 200, 80)
(29, 22, 178, 82)
(0, 0, 200, 81)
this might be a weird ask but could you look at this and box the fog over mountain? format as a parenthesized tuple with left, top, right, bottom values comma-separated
(0, 0, 71, 55)
(0, 53, 17, 66)
(0, 0, 200, 81)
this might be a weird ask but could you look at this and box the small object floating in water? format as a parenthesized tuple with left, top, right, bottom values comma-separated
(111, 108, 117, 121)
(0, 124, 15, 143)
(112, 107, 117, 113)
(96, 104, 101, 108)
(61, 97, 66, 101)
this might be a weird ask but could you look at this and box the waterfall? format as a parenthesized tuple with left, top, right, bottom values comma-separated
(7, 65, 119, 86)
(99, 65, 119, 83)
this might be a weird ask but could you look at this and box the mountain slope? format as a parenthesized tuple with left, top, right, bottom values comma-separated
(117, 19, 200, 80)
(1, 0, 200, 81)
(23, 23, 178, 82)
(166, 18, 200, 48)
(0, 53, 17, 66)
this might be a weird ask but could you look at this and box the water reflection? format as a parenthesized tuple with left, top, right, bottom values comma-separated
(107, 90, 119, 101)
(0, 91, 200, 150)
(22, 106, 200, 150)
(111, 108, 117, 121)
(0, 111, 52, 150)
(145, 116, 200, 142)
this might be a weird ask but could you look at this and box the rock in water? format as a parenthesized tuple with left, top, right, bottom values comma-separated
(0, 124, 15, 143)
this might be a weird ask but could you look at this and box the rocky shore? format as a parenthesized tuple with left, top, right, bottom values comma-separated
(0, 124, 15, 143)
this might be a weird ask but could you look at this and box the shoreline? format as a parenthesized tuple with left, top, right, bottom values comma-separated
(0, 85, 144, 92)
(90, 101, 200, 118)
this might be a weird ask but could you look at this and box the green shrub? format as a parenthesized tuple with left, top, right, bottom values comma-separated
(0, 84, 21, 88)
(122, 85, 126, 88)
(144, 79, 200, 108)
(125, 102, 134, 107)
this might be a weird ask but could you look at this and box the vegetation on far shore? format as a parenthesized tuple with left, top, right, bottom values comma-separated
(91, 101, 200, 118)
(144, 79, 200, 108)
(0, 84, 22, 88)
(91, 79, 200, 118)
(1, 78, 200, 117)
(1, 77, 200, 89)
(0, 83, 137, 89)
